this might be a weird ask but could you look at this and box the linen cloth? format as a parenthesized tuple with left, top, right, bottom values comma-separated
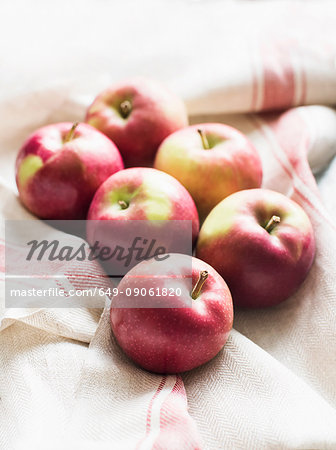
(1, 1, 336, 449)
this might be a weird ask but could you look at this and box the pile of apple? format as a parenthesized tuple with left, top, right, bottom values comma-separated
(15, 79, 315, 374)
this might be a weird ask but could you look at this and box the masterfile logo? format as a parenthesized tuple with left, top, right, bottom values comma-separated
(5, 219, 192, 308)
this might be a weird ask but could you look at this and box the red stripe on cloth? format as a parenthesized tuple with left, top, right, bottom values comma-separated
(135, 376, 167, 450)
(136, 374, 201, 450)
(260, 42, 296, 111)
(250, 43, 260, 112)
(152, 376, 201, 450)
(146, 376, 167, 433)
(259, 109, 317, 189)
(249, 112, 336, 233)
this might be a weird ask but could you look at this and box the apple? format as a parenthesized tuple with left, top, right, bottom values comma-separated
(87, 167, 199, 246)
(196, 189, 315, 308)
(85, 78, 188, 167)
(110, 254, 233, 373)
(15, 122, 124, 220)
(154, 123, 263, 220)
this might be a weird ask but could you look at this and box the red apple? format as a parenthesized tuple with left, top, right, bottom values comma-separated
(110, 254, 233, 373)
(85, 78, 188, 167)
(154, 123, 262, 220)
(15, 122, 124, 219)
(196, 189, 315, 308)
(87, 167, 199, 244)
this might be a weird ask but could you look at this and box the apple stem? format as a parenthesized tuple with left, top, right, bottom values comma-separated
(119, 100, 132, 118)
(197, 129, 210, 150)
(118, 200, 128, 209)
(64, 122, 79, 143)
(191, 270, 208, 300)
(265, 215, 281, 232)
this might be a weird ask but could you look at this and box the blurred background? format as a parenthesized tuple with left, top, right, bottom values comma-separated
(1, 0, 336, 211)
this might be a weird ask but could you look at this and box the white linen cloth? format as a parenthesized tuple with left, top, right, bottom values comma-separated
(1, 1, 336, 448)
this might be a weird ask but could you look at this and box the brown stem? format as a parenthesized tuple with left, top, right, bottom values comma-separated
(119, 100, 132, 118)
(118, 200, 128, 209)
(191, 270, 208, 300)
(197, 129, 210, 150)
(265, 215, 281, 232)
(64, 122, 79, 143)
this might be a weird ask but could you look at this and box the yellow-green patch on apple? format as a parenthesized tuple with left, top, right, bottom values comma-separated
(18, 155, 43, 187)
(198, 201, 237, 242)
(105, 186, 140, 211)
(86, 116, 101, 129)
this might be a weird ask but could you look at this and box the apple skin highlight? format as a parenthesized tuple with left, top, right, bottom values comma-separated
(196, 189, 316, 308)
